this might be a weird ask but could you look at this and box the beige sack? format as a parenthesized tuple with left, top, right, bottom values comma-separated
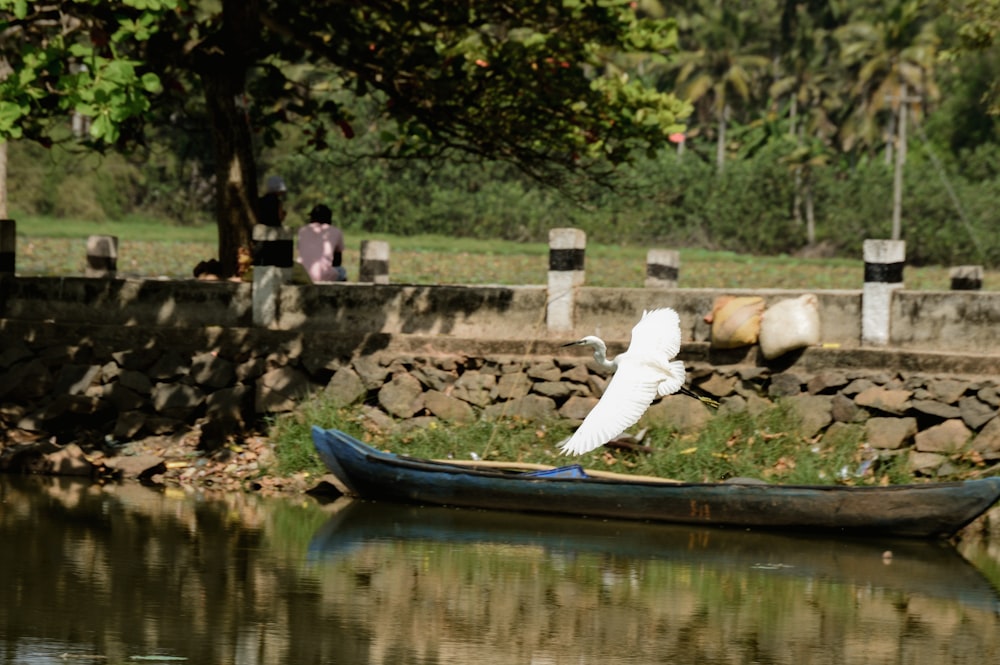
(707, 296, 765, 349)
(759, 294, 821, 359)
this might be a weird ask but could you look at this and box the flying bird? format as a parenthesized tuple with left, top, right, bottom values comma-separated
(559, 307, 716, 456)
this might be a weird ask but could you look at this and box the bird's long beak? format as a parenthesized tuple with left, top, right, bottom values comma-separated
(561, 339, 585, 347)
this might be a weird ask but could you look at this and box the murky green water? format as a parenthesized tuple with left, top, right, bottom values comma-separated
(2, 475, 999, 665)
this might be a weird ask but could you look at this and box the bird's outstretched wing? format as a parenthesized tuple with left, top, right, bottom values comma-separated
(655, 359, 687, 396)
(629, 308, 682, 360)
(558, 360, 663, 455)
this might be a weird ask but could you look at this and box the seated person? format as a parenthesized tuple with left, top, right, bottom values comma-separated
(193, 258, 222, 280)
(258, 175, 287, 227)
(297, 204, 347, 282)
(253, 175, 288, 265)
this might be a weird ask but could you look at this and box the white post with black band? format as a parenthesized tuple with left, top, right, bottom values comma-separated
(645, 248, 680, 288)
(862, 239, 905, 347)
(0, 219, 14, 275)
(85, 234, 118, 278)
(252, 224, 293, 328)
(547, 227, 585, 333)
(359, 240, 390, 284)
(949, 265, 983, 291)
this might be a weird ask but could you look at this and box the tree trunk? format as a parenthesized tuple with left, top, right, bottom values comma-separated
(196, 0, 261, 277)
(202, 71, 259, 276)
(0, 141, 7, 219)
(804, 176, 816, 245)
(792, 111, 802, 226)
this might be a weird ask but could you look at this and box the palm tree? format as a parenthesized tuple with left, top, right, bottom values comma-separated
(770, 0, 844, 243)
(665, 2, 773, 172)
(834, 1, 939, 157)
(835, 1, 939, 239)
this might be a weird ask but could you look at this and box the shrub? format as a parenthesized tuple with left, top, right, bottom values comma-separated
(9, 124, 1000, 268)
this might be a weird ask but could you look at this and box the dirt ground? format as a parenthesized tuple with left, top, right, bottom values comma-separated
(2, 426, 321, 496)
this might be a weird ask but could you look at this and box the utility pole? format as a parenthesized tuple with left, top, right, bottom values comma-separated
(891, 84, 921, 241)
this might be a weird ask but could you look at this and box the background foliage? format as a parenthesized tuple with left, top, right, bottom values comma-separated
(10, 131, 999, 267)
(4, 0, 1000, 268)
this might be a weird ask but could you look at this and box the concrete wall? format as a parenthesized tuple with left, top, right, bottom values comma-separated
(276, 283, 550, 340)
(278, 285, 866, 346)
(0, 276, 252, 328)
(891, 291, 1000, 352)
(2, 275, 998, 354)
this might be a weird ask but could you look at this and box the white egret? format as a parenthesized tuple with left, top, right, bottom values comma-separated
(559, 307, 717, 456)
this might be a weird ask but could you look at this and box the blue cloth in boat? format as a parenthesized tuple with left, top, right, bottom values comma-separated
(522, 465, 589, 479)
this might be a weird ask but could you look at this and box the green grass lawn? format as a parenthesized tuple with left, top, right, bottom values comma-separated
(9, 215, 997, 290)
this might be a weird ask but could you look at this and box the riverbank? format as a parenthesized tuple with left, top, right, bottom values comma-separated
(3, 328, 999, 495)
(0, 425, 316, 494)
(4, 334, 999, 488)
(8, 411, 1000, 544)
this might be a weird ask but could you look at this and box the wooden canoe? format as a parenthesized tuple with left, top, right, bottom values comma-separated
(311, 426, 1000, 538)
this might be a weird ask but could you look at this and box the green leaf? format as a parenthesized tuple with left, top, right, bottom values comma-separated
(68, 43, 93, 58)
(100, 60, 137, 85)
(0, 101, 28, 136)
(89, 113, 117, 143)
(140, 72, 162, 94)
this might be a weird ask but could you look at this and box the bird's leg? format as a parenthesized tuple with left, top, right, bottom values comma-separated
(678, 386, 720, 409)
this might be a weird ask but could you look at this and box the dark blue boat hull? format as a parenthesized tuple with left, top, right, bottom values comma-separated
(311, 426, 1000, 538)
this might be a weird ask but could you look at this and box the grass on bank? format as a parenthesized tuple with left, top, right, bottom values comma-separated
(11, 215, 998, 290)
(267, 392, 934, 486)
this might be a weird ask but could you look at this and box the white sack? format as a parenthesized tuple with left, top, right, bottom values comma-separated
(759, 294, 821, 359)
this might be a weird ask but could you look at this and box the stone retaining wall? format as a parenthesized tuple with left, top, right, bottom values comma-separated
(1, 322, 997, 478)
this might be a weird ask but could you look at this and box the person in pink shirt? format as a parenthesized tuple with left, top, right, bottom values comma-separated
(297, 204, 347, 282)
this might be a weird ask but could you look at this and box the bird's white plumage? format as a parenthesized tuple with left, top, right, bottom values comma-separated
(559, 308, 686, 456)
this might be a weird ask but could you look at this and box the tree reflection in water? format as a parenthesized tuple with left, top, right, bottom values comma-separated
(2, 476, 999, 665)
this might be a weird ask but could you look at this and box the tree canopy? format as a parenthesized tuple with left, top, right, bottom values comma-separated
(0, 0, 690, 274)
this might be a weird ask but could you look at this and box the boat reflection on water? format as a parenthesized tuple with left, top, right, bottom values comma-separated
(307, 498, 1000, 664)
(3, 473, 999, 665)
(310, 498, 1000, 609)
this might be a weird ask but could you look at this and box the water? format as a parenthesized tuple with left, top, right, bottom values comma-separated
(2, 475, 999, 665)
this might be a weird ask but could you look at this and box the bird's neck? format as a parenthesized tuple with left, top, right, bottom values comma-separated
(593, 353, 616, 372)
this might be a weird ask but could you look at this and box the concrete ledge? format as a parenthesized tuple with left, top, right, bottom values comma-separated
(0, 276, 252, 328)
(2, 320, 998, 377)
(2, 275, 999, 354)
(680, 342, 1000, 377)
